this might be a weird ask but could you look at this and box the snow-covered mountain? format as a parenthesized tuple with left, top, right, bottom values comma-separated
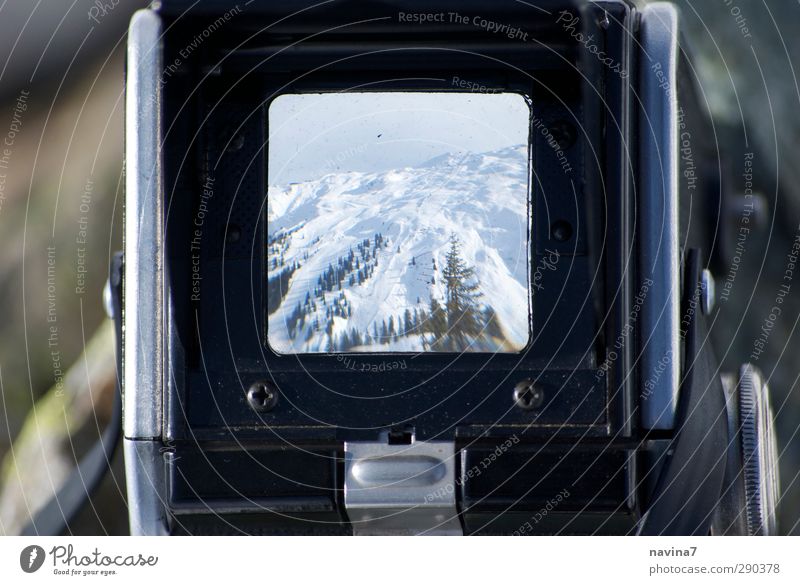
(267, 145, 531, 353)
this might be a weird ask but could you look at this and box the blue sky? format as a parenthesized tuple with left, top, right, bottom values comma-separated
(268, 92, 530, 184)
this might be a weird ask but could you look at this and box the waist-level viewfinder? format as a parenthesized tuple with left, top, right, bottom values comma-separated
(119, 0, 780, 536)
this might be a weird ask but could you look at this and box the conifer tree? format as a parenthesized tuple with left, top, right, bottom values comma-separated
(403, 308, 413, 336)
(423, 296, 448, 350)
(441, 233, 483, 348)
(351, 327, 362, 348)
(326, 318, 335, 352)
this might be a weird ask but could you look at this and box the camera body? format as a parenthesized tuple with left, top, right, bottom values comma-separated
(122, 0, 778, 535)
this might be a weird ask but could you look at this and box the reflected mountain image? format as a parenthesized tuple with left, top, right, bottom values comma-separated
(267, 145, 531, 353)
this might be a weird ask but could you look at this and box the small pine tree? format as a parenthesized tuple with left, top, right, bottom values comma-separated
(441, 233, 484, 349)
(326, 318, 335, 352)
(423, 296, 448, 350)
(403, 308, 413, 336)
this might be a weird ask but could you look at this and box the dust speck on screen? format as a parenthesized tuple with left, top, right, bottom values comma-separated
(266, 92, 531, 354)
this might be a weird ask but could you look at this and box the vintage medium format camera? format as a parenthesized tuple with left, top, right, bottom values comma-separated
(120, 0, 780, 535)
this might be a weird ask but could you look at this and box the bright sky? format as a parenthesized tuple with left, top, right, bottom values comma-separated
(268, 92, 530, 185)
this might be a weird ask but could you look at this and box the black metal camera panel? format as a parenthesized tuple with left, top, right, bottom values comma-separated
(121, 0, 779, 535)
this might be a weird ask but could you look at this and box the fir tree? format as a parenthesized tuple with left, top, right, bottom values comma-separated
(351, 327, 362, 348)
(326, 318, 335, 352)
(441, 233, 484, 348)
(423, 296, 448, 350)
(403, 308, 413, 336)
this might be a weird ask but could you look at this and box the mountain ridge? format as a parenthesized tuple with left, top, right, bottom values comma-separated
(267, 144, 531, 353)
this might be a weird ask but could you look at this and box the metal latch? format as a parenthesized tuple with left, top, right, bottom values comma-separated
(344, 440, 462, 535)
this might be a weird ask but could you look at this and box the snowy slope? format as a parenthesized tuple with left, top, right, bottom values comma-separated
(267, 145, 531, 353)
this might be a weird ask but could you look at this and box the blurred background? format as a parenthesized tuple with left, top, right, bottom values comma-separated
(0, 0, 798, 535)
(0, 0, 146, 535)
